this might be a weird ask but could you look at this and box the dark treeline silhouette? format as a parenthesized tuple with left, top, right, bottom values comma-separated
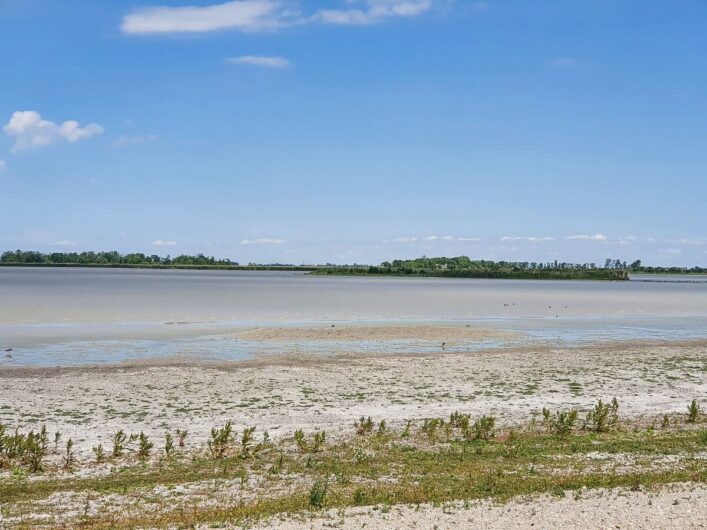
(0, 250, 237, 267)
(1, 251, 703, 278)
(313, 256, 630, 280)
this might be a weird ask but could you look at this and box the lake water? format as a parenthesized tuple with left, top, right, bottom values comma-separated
(1, 267, 706, 366)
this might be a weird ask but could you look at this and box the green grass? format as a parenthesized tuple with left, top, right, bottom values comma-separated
(2, 420, 706, 528)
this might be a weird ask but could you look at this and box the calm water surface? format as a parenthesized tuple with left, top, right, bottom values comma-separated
(1, 268, 706, 366)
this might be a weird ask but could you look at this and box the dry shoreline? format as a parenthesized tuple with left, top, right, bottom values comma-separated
(1, 334, 705, 458)
(0, 329, 706, 529)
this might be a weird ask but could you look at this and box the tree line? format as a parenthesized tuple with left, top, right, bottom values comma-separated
(0, 250, 237, 267)
(1, 251, 703, 277)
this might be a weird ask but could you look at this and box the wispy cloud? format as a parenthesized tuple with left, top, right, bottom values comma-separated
(121, 0, 439, 35)
(121, 0, 292, 34)
(566, 234, 607, 241)
(240, 238, 287, 245)
(387, 235, 482, 243)
(501, 236, 553, 242)
(4, 111, 103, 152)
(315, 0, 433, 25)
(227, 55, 291, 68)
(112, 134, 159, 147)
(677, 238, 706, 246)
(153, 239, 177, 246)
(0, 160, 5, 172)
(52, 240, 78, 246)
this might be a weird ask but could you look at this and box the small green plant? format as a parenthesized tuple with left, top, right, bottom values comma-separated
(208, 421, 233, 459)
(53, 431, 62, 454)
(583, 398, 619, 433)
(699, 430, 707, 446)
(163, 433, 174, 458)
(687, 399, 701, 424)
(401, 420, 412, 438)
(450, 411, 470, 432)
(471, 416, 496, 440)
(111, 430, 127, 458)
(137, 432, 153, 462)
(294, 429, 308, 452)
(63, 439, 75, 471)
(24, 431, 47, 473)
(353, 487, 366, 505)
(92, 444, 105, 463)
(241, 426, 256, 457)
(309, 478, 329, 509)
(542, 408, 578, 436)
(312, 431, 326, 453)
(422, 418, 443, 441)
(38, 425, 49, 454)
(354, 416, 374, 436)
(269, 454, 285, 475)
(377, 420, 386, 436)
(176, 429, 188, 448)
(661, 414, 670, 429)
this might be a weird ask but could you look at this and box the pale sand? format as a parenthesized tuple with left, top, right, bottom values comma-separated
(1, 337, 705, 459)
(249, 483, 707, 530)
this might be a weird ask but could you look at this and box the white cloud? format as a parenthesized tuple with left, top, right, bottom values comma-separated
(389, 236, 418, 243)
(52, 240, 77, 246)
(122, 0, 437, 35)
(112, 134, 159, 147)
(228, 55, 291, 68)
(424, 235, 439, 241)
(441, 235, 455, 241)
(240, 238, 287, 245)
(153, 239, 177, 246)
(4, 111, 103, 152)
(566, 234, 608, 241)
(501, 236, 554, 242)
(677, 238, 706, 246)
(121, 0, 294, 34)
(0, 160, 5, 172)
(315, 0, 433, 25)
(457, 237, 482, 241)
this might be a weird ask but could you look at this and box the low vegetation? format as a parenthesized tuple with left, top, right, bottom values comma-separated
(0, 398, 705, 528)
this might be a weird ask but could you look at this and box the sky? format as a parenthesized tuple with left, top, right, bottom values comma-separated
(1, 0, 706, 266)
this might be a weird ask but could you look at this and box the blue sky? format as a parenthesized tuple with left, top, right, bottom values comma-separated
(1, 0, 705, 265)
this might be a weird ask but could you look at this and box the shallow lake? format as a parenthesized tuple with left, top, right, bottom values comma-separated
(1, 267, 706, 366)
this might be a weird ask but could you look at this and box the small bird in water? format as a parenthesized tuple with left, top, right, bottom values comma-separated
(441, 342, 446, 350)
(4, 348, 11, 352)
